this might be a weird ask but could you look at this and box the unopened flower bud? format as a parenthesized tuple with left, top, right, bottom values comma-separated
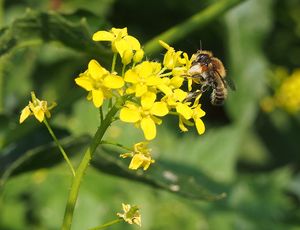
(133, 49, 144, 63)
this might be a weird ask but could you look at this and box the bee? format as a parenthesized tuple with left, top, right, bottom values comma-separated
(186, 50, 235, 105)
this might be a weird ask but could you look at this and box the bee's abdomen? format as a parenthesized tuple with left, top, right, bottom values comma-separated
(211, 87, 227, 106)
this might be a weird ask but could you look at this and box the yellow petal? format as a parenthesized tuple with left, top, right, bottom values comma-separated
(151, 102, 169, 116)
(122, 49, 134, 65)
(141, 92, 156, 109)
(92, 89, 104, 107)
(140, 117, 156, 140)
(195, 118, 205, 135)
(157, 84, 172, 95)
(75, 77, 93, 91)
(136, 61, 152, 76)
(129, 154, 144, 170)
(103, 75, 124, 88)
(33, 108, 45, 122)
(179, 117, 188, 132)
(124, 70, 139, 83)
(135, 84, 147, 97)
(111, 27, 128, 37)
(19, 106, 31, 123)
(120, 107, 141, 123)
(133, 49, 144, 63)
(188, 78, 193, 92)
(88, 59, 108, 79)
(146, 76, 162, 86)
(176, 103, 192, 120)
(170, 76, 184, 88)
(174, 89, 187, 102)
(92, 31, 114, 41)
(115, 39, 131, 57)
(124, 35, 141, 50)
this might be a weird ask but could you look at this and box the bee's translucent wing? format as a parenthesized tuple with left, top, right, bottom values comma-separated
(225, 77, 236, 91)
(216, 70, 236, 91)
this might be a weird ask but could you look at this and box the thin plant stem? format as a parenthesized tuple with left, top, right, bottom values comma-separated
(0, 0, 3, 111)
(111, 53, 117, 72)
(101, 140, 133, 151)
(122, 64, 126, 76)
(99, 107, 104, 123)
(88, 219, 123, 230)
(144, 0, 245, 55)
(62, 103, 120, 230)
(43, 119, 75, 176)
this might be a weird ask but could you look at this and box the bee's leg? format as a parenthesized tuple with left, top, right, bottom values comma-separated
(184, 90, 201, 102)
(201, 84, 210, 92)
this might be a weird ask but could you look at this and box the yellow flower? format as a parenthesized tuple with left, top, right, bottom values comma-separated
(117, 203, 141, 227)
(75, 59, 124, 108)
(19, 91, 56, 123)
(162, 89, 193, 120)
(160, 40, 192, 74)
(124, 61, 163, 97)
(179, 98, 206, 135)
(120, 142, 155, 170)
(274, 69, 300, 113)
(119, 92, 169, 140)
(93, 27, 141, 58)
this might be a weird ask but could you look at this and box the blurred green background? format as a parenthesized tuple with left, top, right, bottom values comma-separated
(1, 0, 300, 229)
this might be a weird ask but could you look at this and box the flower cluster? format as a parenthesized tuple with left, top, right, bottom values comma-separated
(261, 68, 300, 114)
(19, 91, 56, 123)
(117, 203, 141, 227)
(75, 27, 206, 142)
(120, 142, 154, 170)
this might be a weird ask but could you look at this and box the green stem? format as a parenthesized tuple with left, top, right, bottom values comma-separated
(43, 119, 75, 176)
(61, 104, 120, 230)
(0, 0, 4, 26)
(111, 53, 117, 72)
(144, 0, 244, 55)
(122, 64, 126, 76)
(99, 107, 104, 123)
(101, 140, 133, 151)
(88, 219, 123, 230)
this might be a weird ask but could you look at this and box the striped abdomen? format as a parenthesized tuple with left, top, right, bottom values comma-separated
(211, 78, 227, 106)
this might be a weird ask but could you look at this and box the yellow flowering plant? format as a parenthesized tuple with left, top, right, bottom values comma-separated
(19, 27, 208, 230)
(261, 68, 300, 114)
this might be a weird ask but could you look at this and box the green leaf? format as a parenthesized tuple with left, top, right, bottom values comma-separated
(0, 134, 225, 201)
(0, 135, 90, 190)
(91, 144, 226, 201)
(224, 0, 274, 125)
(0, 10, 110, 60)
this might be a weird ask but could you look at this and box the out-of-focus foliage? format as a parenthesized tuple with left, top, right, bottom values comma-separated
(1, 0, 300, 229)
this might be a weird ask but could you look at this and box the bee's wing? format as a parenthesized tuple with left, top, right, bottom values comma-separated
(225, 77, 236, 91)
(216, 70, 236, 91)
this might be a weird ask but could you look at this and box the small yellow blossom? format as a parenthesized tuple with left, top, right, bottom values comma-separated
(117, 203, 141, 227)
(19, 92, 56, 123)
(274, 69, 300, 113)
(93, 27, 141, 58)
(75, 59, 124, 108)
(179, 98, 206, 135)
(119, 93, 169, 140)
(133, 49, 144, 63)
(124, 61, 163, 97)
(120, 142, 155, 170)
(162, 89, 193, 120)
(159, 40, 193, 90)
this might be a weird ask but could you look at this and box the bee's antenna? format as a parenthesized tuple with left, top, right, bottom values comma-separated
(199, 40, 202, 51)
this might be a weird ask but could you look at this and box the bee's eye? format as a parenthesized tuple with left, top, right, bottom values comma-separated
(198, 54, 208, 63)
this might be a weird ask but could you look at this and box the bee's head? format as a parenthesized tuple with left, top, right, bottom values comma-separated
(195, 54, 210, 66)
(192, 50, 213, 66)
